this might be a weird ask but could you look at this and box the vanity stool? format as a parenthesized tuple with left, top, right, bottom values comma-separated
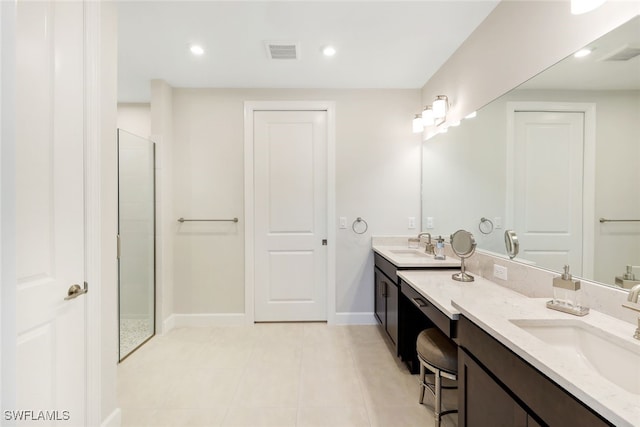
(416, 328, 459, 426)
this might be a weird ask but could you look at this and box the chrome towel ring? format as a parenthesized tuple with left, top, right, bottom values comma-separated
(352, 217, 368, 234)
(478, 217, 494, 235)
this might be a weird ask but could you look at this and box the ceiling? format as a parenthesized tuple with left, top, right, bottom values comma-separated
(519, 15, 640, 91)
(117, 1, 499, 102)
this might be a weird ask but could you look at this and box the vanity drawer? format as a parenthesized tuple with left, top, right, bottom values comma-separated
(400, 280, 456, 339)
(374, 253, 398, 284)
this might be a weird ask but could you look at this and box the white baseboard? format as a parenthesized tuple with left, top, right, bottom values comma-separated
(333, 312, 377, 325)
(101, 408, 121, 427)
(162, 313, 247, 333)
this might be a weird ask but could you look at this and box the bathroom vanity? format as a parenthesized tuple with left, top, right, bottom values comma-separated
(394, 266, 639, 427)
(457, 316, 610, 427)
(372, 243, 460, 372)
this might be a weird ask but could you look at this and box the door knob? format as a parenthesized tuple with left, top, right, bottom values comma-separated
(64, 283, 88, 300)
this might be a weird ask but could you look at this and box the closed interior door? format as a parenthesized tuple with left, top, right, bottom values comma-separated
(254, 110, 328, 321)
(513, 111, 584, 273)
(15, 1, 86, 424)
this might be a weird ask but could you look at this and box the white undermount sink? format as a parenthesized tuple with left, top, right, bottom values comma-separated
(388, 249, 430, 258)
(510, 318, 640, 395)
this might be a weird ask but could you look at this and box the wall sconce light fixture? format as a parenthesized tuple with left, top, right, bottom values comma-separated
(571, 0, 606, 14)
(422, 106, 435, 126)
(412, 95, 450, 133)
(412, 114, 423, 133)
(432, 95, 449, 119)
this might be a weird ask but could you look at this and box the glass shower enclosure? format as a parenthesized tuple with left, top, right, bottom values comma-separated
(118, 129, 156, 360)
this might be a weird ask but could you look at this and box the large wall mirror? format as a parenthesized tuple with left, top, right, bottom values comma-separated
(422, 15, 640, 291)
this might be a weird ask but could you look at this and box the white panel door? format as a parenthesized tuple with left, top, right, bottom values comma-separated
(254, 111, 327, 321)
(514, 111, 584, 273)
(15, 1, 86, 425)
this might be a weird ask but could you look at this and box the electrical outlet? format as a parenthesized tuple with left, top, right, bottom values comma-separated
(426, 217, 434, 229)
(408, 217, 416, 229)
(339, 217, 347, 229)
(493, 264, 508, 281)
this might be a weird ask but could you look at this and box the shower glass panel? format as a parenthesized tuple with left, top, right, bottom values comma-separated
(118, 129, 155, 360)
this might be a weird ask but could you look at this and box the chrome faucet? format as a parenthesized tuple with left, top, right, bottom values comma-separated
(417, 232, 434, 255)
(623, 283, 640, 340)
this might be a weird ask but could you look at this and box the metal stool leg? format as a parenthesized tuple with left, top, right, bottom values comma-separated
(434, 367, 442, 427)
(419, 360, 426, 404)
(417, 355, 458, 426)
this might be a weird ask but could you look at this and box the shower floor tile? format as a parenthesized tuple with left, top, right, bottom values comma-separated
(120, 318, 154, 359)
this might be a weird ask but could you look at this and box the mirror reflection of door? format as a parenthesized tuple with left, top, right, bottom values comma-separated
(512, 110, 586, 274)
(118, 129, 156, 360)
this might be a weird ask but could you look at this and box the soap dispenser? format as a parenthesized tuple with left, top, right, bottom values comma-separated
(434, 236, 446, 260)
(547, 265, 589, 316)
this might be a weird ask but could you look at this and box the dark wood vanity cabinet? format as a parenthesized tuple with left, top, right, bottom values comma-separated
(374, 254, 401, 347)
(374, 252, 456, 372)
(374, 266, 398, 345)
(458, 316, 613, 427)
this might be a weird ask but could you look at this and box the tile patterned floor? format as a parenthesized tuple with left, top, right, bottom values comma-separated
(117, 323, 458, 427)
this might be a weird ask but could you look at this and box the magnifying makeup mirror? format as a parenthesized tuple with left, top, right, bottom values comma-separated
(504, 230, 519, 260)
(450, 229, 477, 282)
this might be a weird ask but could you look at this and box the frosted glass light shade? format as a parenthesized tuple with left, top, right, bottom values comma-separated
(422, 106, 435, 126)
(571, 0, 606, 14)
(433, 95, 448, 119)
(412, 114, 423, 133)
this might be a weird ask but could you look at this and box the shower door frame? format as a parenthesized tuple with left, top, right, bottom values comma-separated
(117, 129, 157, 361)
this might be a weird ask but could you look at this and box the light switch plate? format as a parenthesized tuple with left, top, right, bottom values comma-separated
(339, 217, 347, 229)
(494, 216, 503, 229)
(426, 217, 434, 229)
(408, 217, 416, 229)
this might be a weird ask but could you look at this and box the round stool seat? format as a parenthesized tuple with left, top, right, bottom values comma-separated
(416, 328, 458, 374)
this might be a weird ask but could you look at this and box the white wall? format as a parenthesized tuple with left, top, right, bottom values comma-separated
(150, 80, 175, 331)
(117, 103, 150, 138)
(421, 1, 640, 124)
(165, 87, 421, 320)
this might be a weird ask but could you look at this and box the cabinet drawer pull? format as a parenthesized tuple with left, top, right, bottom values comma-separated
(412, 297, 428, 308)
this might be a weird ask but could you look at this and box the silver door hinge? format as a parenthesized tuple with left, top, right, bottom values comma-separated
(117, 234, 121, 259)
(322, 239, 327, 246)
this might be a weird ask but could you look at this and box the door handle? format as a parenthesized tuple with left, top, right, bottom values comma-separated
(65, 283, 88, 300)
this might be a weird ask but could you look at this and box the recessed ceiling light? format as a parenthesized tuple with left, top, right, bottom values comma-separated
(322, 46, 336, 57)
(574, 48, 592, 58)
(190, 45, 205, 56)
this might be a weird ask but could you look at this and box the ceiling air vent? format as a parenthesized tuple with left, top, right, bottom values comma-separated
(599, 44, 640, 62)
(265, 41, 299, 60)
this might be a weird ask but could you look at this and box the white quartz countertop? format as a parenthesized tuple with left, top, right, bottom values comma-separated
(373, 245, 461, 268)
(398, 269, 640, 427)
(397, 269, 518, 319)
